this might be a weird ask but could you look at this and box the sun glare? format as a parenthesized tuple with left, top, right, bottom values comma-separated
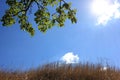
(91, 0, 111, 16)
(91, 0, 120, 25)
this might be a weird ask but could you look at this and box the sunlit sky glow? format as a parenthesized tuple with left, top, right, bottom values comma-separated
(91, 0, 120, 25)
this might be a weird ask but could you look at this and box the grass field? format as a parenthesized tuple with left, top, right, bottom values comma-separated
(0, 62, 120, 80)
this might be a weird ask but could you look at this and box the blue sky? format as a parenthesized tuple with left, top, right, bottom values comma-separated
(0, 0, 120, 70)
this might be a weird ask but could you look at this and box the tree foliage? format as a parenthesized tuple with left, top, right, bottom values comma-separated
(1, 0, 77, 36)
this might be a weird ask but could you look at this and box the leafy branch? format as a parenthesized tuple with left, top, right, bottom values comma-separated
(1, 0, 77, 36)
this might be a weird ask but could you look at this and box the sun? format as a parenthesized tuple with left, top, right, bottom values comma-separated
(91, 0, 120, 25)
(91, 0, 111, 16)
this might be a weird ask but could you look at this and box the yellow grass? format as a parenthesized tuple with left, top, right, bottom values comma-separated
(0, 62, 120, 80)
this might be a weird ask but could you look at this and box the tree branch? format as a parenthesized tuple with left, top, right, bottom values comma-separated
(60, 0, 62, 15)
(34, 0, 44, 9)
(25, 0, 33, 15)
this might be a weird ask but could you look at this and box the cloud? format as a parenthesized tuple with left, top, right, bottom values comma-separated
(91, 0, 120, 25)
(60, 52, 79, 64)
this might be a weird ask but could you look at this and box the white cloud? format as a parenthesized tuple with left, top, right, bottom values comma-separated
(60, 52, 79, 64)
(91, 0, 120, 25)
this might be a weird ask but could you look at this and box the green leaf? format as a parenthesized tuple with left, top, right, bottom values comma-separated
(1, 0, 77, 36)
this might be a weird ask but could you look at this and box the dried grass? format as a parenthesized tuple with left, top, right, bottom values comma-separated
(0, 62, 120, 80)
